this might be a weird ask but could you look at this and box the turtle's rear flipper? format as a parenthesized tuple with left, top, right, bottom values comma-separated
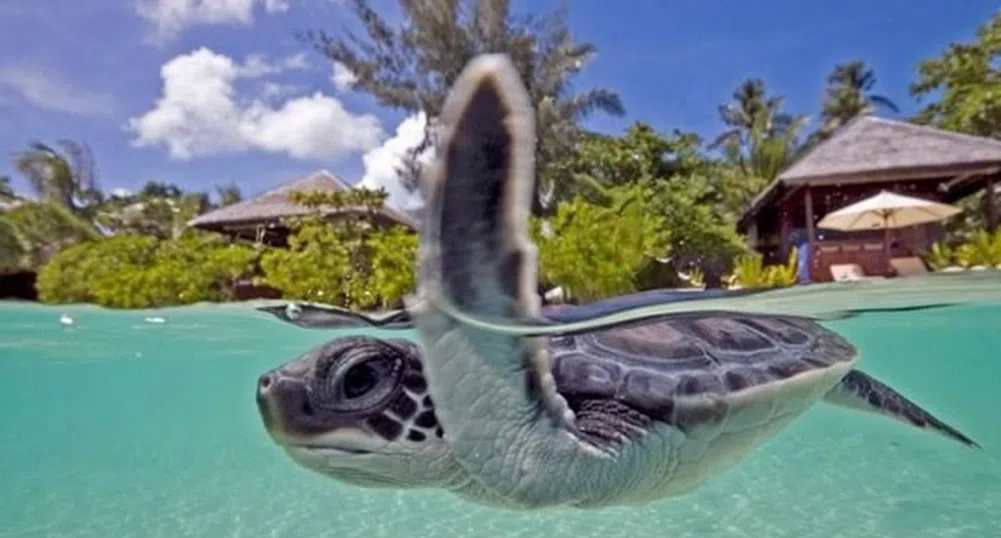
(823, 369, 980, 449)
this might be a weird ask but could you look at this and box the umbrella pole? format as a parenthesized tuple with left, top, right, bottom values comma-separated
(883, 213, 891, 276)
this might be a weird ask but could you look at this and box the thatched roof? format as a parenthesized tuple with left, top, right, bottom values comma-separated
(739, 116, 1001, 229)
(188, 170, 417, 231)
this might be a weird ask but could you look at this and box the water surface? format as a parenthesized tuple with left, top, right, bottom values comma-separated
(1, 279, 1000, 537)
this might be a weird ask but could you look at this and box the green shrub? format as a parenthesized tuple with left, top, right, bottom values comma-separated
(730, 247, 799, 289)
(924, 241, 956, 270)
(257, 187, 419, 310)
(531, 185, 669, 302)
(260, 222, 418, 310)
(731, 252, 768, 289)
(953, 228, 1001, 267)
(36, 233, 258, 308)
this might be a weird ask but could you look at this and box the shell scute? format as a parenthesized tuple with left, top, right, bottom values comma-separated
(589, 322, 707, 361)
(548, 313, 858, 430)
(619, 369, 677, 414)
(736, 316, 813, 346)
(553, 354, 622, 396)
(680, 317, 778, 353)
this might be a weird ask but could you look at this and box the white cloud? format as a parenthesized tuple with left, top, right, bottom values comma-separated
(331, 62, 358, 92)
(137, 0, 291, 42)
(359, 113, 432, 210)
(127, 47, 385, 161)
(0, 65, 114, 117)
(261, 81, 299, 100)
(238, 52, 308, 77)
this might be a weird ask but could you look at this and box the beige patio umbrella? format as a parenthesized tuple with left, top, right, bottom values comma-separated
(817, 190, 962, 275)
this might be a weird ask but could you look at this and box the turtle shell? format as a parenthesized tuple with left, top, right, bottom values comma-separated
(547, 311, 858, 434)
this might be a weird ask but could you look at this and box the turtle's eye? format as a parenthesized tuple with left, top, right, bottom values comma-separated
(309, 344, 403, 415)
(343, 362, 378, 398)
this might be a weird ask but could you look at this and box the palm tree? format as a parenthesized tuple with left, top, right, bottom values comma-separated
(215, 183, 243, 207)
(709, 78, 809, 196)
(710, 78, 803, 153)
(13, 140, 102, 215)
(816, 60, 898, 138)
(740, 119, 809, 182)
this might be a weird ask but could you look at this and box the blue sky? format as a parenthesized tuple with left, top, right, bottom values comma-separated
(0, 0, 997, 208)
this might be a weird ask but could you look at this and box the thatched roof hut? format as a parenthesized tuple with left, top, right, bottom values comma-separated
(738, 116, 1000, 280)
(188, 170, 417, 246)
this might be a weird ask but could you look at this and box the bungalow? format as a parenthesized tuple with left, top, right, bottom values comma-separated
(738, 116, 999, 281)
(187, 169, 418, 247)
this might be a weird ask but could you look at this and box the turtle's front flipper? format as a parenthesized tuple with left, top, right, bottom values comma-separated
(823, 370, 979, 449)
(408, 54, 628, 508)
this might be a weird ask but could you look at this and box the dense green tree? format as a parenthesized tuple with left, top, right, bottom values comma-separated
(304, 0, 624, 211)
(260, 187, 419, 309)
(645, 176, 749, 288)
(911, 12, 1001, 138)
(910, 12, 1001, 236)
(535, 122, 750, 291)
(554, 122, 706, 201)
(817, 60, 898, 137)
(532, 184, 669, 301)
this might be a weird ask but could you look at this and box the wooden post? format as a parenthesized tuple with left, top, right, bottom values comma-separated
(986, 176, 997, 232)
(804, 186, 816, 281)
(779, 202, 791, 260)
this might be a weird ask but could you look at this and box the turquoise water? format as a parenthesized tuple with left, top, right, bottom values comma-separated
(1, 287, 1000, 537)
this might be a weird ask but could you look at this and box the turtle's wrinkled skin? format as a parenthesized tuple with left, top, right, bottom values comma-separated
(255, 54, 979, 510)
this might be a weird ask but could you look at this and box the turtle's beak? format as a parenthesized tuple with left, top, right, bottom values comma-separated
(255, 357, 316, 442)
(255, 368, 291, 440)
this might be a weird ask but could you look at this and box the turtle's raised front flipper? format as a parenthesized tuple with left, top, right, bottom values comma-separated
(414, 53, 573, 429)
(257, 303, 413, 330)
(408, 54, 621, 508)
(823, 369, 980, 449)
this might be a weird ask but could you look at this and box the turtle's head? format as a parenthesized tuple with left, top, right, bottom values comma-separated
(256, 335, 461, 489)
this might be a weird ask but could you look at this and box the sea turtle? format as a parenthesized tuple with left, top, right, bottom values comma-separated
(255, 54, 978, 510)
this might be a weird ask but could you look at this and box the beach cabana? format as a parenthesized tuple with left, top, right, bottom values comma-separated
(188, 170, 417, 247)
(738, 116, 1001, 281)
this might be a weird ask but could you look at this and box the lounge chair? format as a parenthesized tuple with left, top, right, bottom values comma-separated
(829, 263, 884, 283)
(890, 257, 929, 278)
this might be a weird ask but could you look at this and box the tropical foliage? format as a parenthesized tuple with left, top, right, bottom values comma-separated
(0, 140, 244, 274)
(730, 247, 800, 289)
(532, 184, 668, 302)
(925, 228, 1001, 269)
(924, 241, 956, 271)
(259, 188, 419, 309)
(911, 12, 1001, 138)
(36, 233, 260, 308)
(304, 0, 625, 211)
(814, 60, 899, 140)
